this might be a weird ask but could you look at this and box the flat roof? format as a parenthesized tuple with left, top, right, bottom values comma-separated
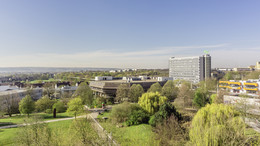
(90, 79, 161, 83)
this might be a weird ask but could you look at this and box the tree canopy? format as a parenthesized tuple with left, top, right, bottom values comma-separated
(19, 95, 35, 116)
(138, 92, 167, 114)
(35, 96, 56, 112)
(73, 82, 93, 106)
(189, 104, 247, 146)
(129, 84, 144, 102)
(67, 98, 84, 118)
(148, 82, 162, 93)
(161, 80, 178, 101)
(115, 84, 130, 102)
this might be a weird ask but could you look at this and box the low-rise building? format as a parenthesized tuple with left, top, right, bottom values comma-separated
(89, 76, 170, 98)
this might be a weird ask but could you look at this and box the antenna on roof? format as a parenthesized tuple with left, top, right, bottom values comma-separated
(204, 50, 209, 54)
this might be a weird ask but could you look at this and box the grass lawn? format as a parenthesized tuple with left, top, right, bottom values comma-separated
(98, 112, 158, 146)
(0, 112, 74, 126)
(0, 119, 74, 146)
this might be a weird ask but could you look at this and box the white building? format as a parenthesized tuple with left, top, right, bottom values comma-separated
(169, 54, 211, 83)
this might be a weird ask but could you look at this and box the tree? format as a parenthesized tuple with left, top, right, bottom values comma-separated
(43, 82, 55, 98)
(115, 84, 130, 102)
(138, 92, 167, 114)
(16, 117, 52, 146)
(53, 100, 67, 113)
(154, 116, 187, 146)
(148, 82, 162, 93)
(35, 96, 56, 112)
(129, 84, 144, 102)
(149, 102, 182, 126)
(67, 98, 84, 118)
(69, 118, 100, 145)
(0, 94, 20, 117)
(177, 83, 194, 108)
(189, 104, 247, 146)
(193, 89, 208, 108)
(73, 82, 93, 106)
(19, 95, 35, 117)
(161, 80, 178, 101)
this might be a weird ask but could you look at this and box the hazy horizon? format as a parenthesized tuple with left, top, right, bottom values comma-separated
(0, 0, 259, 69)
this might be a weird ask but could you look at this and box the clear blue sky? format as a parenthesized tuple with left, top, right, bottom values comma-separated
(0, 0, 260, 68)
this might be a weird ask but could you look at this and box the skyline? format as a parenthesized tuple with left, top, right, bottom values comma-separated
(0, 0, 260, 68)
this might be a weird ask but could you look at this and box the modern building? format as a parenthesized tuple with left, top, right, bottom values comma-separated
(256, 61, 260, 70)
(169, 54, 211, 83)
(89, 76, 171, 98)
(219, 79, 260, 97)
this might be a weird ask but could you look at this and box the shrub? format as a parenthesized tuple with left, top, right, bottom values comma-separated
(149, 102, 182, 127)
(53, 101, 66, 113)
(126, 108, 150, 126)
(110, 102, 132, 123)
(45, 109, 52, 114)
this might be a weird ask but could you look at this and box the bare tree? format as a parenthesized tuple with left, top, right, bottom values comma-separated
(0, 93, 20, 117)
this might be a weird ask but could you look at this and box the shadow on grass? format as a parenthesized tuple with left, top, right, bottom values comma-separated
(0, 122, 15, 127)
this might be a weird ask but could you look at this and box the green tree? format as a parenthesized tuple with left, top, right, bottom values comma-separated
(73, 82, 93, 106)
(138, 92, 167, 114)
(129, 84, 144, 102)
(16, 117, 52, 146)
(19, 95, 35, 117)
(35, 96, 56, 112)
(69, 118, 100, 145)
(161, 80, 178, 101)
(177, 83, 194, 108)
(115, 83, 130, 102)
(193, 89, 207, 108)
(148, 82, 162, 93)
(189, 104, 247, 146)
(67, 98, 84, 118)
(149, 102, 182, 126)
(52, 100, 67, 113)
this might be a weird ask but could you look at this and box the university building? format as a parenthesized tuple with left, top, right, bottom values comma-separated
(169, 54, 211, 83)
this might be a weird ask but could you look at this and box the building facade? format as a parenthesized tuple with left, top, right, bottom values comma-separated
(169, 54, 211, 83)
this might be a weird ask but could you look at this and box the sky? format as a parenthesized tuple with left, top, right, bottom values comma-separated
(0, 0, 260, 69)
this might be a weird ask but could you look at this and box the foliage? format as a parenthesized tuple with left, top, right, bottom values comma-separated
(43, 82, 55, 98)
(92, 96, 106, 108)
(129, 84, 144, 102)
(149, 102, 182, 127)
(138, 92, 167, 114)
(110, 102, 133, 123)
(177, 83, 194, 107)
(199, 78, 217, 91)
(244, 71, 260, 80)
(19, 95, 35, 116)
(73, 82, 93, 106)
(115, 83, 130, 102)
(52, 100, 67, 113)
(16, 116, 52, 146)
(148, 82, 162, 93)
(209, 94, 217, 104)
(126, 107, 150, 126)
(35, 96, 56, 112)
(67, 98, 84, 118)
(154, 116, 187, 146)
(0, 94, 20, 117)
(69, 118, 100, 145)
(161, 80, 178, 101)
(189, 104, 247, 146)
(193, 89, 208, 108)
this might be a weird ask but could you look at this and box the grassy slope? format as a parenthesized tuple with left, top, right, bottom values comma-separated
(98, 112, 158, 146)
(0, 119, 74, 146)
(0, 112, 74, 126)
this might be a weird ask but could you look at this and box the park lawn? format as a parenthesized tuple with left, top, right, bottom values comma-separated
(0, 127, 18, 146)
(0, 112, 74, 126)
(0, 119, 74, 146)
(98, 112, 158, 146)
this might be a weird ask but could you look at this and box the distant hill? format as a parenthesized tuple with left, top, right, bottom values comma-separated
(0, 67, 117, 73)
